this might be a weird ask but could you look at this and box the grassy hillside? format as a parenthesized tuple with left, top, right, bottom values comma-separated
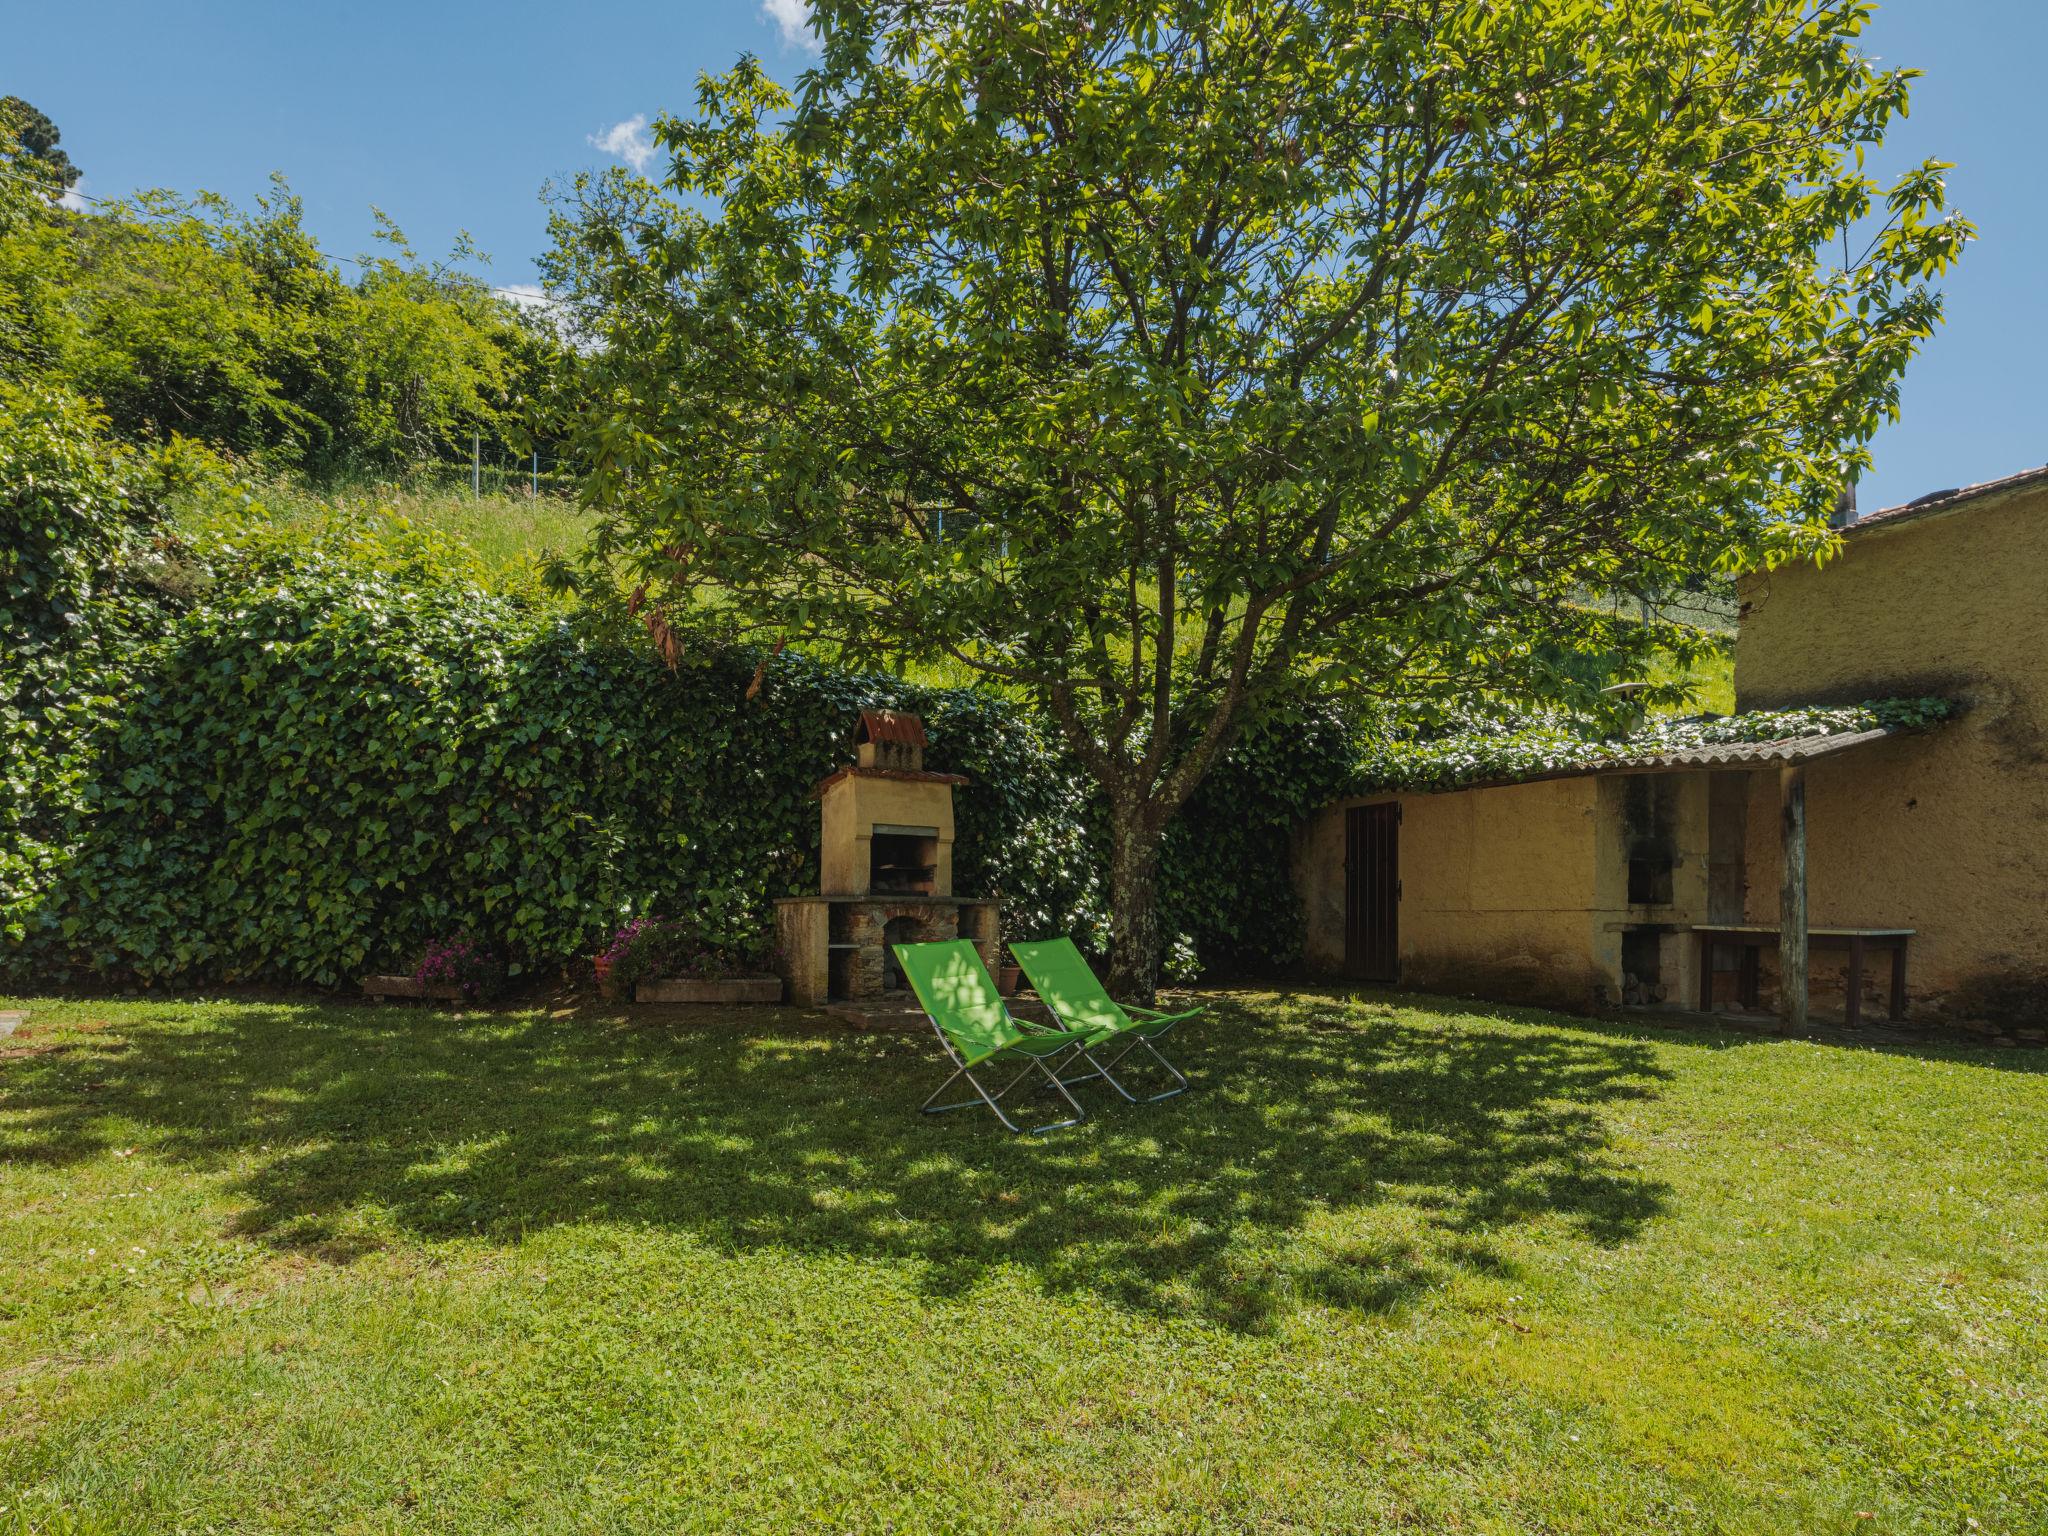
(175, 473, 595, 594)
(167, 474, 1739, 713)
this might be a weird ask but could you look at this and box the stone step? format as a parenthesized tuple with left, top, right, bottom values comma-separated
(823, 1002, 928, 1033)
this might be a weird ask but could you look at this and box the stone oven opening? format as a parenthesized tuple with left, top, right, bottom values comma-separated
(870, 825, 939, 896)
(881, 916, 922, 990)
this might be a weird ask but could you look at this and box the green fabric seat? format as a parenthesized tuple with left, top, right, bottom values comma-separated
(894, 940, 1097, 1134)
(1008, 938, 1202, 1102)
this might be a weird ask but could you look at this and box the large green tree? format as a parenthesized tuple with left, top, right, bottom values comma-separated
(548, 0, 1966, 994)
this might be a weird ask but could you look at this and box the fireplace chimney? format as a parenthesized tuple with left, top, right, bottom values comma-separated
(1829, 481, 1858, 530)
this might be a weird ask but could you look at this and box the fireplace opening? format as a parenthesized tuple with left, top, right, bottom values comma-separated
(882, 917, 923, 990)
(1621, 924, 1672, 1007)
(870, 825, 939, 896)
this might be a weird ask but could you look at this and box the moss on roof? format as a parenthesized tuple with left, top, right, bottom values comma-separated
(1357, 698, 1956, 794)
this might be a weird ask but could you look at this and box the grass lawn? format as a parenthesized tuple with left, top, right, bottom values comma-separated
(1, 989, 2042, 1534)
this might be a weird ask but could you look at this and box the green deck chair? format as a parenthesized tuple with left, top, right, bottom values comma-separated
(894, 940, 1098, 1135)
(1009, 938, 1204, 1103)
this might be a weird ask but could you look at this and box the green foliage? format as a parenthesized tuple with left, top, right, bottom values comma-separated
(0, 381, 186, 945)
(170, 468, 591, 598)
(595, 915, 776, 997)
(4, 532, 1341, 987)
(412, 936, 506, 1002)
(0, 174, 571, 471)
(545, 0, 1971, 988)
(1157, 701, 1361, 973)
(1359, 698, 1958, 793)
(0, 96, 78, 188)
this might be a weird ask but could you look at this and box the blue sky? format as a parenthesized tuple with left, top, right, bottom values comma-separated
(9, 1, 2040, 511)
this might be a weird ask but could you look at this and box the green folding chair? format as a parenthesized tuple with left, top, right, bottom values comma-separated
(893, 940, 1098, 1135)
(1009, 938, 1204, 1102)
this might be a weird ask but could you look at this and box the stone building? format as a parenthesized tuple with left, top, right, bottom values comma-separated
(1293, 467, 2048, 1032)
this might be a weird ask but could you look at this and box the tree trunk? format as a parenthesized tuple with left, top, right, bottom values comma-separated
(1105, 809, 1166, 1004)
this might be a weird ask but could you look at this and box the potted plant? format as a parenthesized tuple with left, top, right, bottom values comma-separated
(361, 938, 505, 1003)
(414, 938, 506, 1003)
(598, 916, 783, 1005)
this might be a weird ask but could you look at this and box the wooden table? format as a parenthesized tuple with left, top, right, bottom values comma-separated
(1693, 926, 1914, 1027)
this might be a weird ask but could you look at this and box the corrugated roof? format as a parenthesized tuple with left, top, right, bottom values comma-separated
(1413, 725, 1910, 794)
(1572, 725, 1897, 774)
(1850, 463, 2048, 534)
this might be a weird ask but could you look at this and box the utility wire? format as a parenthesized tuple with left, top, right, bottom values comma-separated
(0, 164, 571, 309)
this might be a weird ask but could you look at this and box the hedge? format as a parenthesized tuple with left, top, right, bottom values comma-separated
(5, 531, 1354, 987)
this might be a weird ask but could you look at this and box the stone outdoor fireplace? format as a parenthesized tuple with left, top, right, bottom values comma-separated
(776, 711, 999, 1009)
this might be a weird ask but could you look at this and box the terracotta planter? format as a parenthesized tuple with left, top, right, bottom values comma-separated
(634, 976, 784, 1005)
(999, 964, 1023, 996)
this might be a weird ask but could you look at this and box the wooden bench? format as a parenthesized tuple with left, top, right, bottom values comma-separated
(1692, 926, 1913, 1027)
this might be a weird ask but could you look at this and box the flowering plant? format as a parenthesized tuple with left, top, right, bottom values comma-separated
(596, 915, 775, 997)
(413, 937, 505, 1002)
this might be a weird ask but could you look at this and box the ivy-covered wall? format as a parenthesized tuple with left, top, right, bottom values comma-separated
(5, 540, 1352, 989)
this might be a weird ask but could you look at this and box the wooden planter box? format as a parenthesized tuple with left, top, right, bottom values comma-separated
(634, 976, 783, 1005)
(361, 975, 464, 1002)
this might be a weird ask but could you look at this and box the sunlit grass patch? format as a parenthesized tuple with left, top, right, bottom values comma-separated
(0, 989, 2042, 1532)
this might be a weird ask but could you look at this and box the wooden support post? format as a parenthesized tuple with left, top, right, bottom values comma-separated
(1778, 764, 1808, 1033)
(1845, 935, 1865, 1030)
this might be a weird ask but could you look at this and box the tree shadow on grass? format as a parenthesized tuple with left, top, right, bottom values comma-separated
(1, 988, 1672, 1331)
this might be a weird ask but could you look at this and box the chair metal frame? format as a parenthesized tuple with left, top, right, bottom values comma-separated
(918, 1015, 1092, 1135)
(1051, 1010, 1193, 1103)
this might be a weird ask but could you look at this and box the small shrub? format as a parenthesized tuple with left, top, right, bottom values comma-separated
(413, 938, 504, 1002)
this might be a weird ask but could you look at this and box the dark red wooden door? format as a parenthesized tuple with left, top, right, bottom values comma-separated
(1344, 802, 1400, 982)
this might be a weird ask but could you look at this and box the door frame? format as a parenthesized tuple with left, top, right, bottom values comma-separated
(1343, 800, 1401, 983)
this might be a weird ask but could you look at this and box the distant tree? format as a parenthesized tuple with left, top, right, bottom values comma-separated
(0, 96, 79, 189)
(0, 172, 574, 468)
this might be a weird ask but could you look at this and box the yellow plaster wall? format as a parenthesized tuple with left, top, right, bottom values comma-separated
(1297, 777, 1622, 1011)
(1296, 770, 1727, 1012)
(818, 775, 956, 896)
(1733, 483, 2048, 1006)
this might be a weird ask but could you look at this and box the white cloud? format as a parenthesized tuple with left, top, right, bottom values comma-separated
(57, 177, 88, 212)
(496, 283, 584, 347)
(588, 114, 656, 174)
(761, 0, 818, 50)
(497, 283, 554, 313)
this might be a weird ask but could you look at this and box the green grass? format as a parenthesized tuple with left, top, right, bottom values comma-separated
(1649, 638, 1736, 715)
(175, 475, 595, 594)
(3, 990, 2042, 1533)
